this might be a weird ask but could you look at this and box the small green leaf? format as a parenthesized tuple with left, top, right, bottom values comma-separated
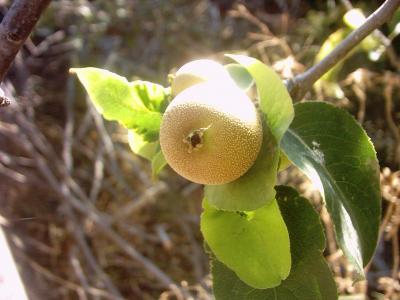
(343, 9, 380, 54)
(72, 67, 163, 141)
(316, 24, 380, 88)
(281, 102, 381, 279)
(129, 80, 169, 113)
(226, 54, 294, 141)
(127, 130, 159, 161)
(201, 198, 291, 289)
(151, 150, 167, 179)
(315, 29, 350, 83)
(212, 186, 337, 300)
(204, 124, 279, 211)
(388, 8, 400, 39)
(278, 150, 292, 172)
(225, 63, 254, 90)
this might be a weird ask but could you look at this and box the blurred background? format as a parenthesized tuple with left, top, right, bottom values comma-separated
(0, 0, 399, 299)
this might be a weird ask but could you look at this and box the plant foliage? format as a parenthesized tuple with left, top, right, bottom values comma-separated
(73, 54, 381, 300)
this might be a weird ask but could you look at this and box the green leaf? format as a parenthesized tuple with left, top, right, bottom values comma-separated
(204, 124, 280, 211)
(127, 130, 159, 161)
(281, 102, 381, 278)
(278, 150, 292, 172)
(129, 80, 169, 113)
(225, 63, 254, 90)
(315, 29, 350, 83)
(343, 9, 380, 54)
(388, 8, 400, 39)
(212, 186, 337, 300)
(71, 67, 163, 141)
(201, 198, 291, 289)
(226, 54, 294, 141)
(151, 150, 167, 179)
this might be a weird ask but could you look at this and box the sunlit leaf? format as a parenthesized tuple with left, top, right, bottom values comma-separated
(127, 130, 159, 161)
(225, 63, 254, 90)
(212, 186, 337, 300)
(226, 54, 294, 141)
(204, 124, 279, 211)
(281, 102, 381, 278)
(202, 198, 291, 289)
(72, 67, 164, 141)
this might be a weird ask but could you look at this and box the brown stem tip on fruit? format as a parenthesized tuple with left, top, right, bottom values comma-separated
(183, 125, 212, 153)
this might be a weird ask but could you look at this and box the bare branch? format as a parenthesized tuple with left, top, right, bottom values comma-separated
(0, 0, 51, 83)
(287, 0, 400, 100)
(340, 0, 400, 71)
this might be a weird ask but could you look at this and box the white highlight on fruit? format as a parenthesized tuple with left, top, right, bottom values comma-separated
(171, 59, 234, 96)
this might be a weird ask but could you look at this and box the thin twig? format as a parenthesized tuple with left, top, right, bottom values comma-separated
(114, 182, 167, 219)
(229, 4, 293, 57)
(0, 0, 51, 82)
(62, 73, 125, 299)
(0, 161, 27, 182)
(66, 209, 125, 299)
(340, 0, 400, 71)
(383, 73, 400, 166)
(89, 144, 105, 202)
(177, 219, 205, 282)
(391, 226, 399, 279)
(16, 249, 117, 299)
(88, 100, 138, 200)
(287, 0, 400, 100)
(23, 131, 183, 296)
(70, 248, 90, 300)
(4, 96, 184, 296)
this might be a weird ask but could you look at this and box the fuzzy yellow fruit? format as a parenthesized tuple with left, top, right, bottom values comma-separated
(171, 59, 233, 96)
(160, 81, 263, 185)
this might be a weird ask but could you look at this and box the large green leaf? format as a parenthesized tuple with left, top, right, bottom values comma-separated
(212, 186, 337, 300)
(281, 102, 381, 278)
(204, 124, 280, 211)
(201, 198, 291, 289)
(72, 68, 163, 141)
(226, 54, 294, 141)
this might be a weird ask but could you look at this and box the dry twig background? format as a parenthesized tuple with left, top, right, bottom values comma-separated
(0, 0, 399, 299)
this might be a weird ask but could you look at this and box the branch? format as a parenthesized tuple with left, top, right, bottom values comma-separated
(341, 0, 400, 71)
(287, 0, 400, 100)
(0, 0, 51, 83)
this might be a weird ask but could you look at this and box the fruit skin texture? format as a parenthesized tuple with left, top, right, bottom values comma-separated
(171, 59, 233, 96)
(160, 81, 263, 185)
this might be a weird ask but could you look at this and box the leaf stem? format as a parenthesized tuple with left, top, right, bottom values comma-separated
(287, 0, 400, 100)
